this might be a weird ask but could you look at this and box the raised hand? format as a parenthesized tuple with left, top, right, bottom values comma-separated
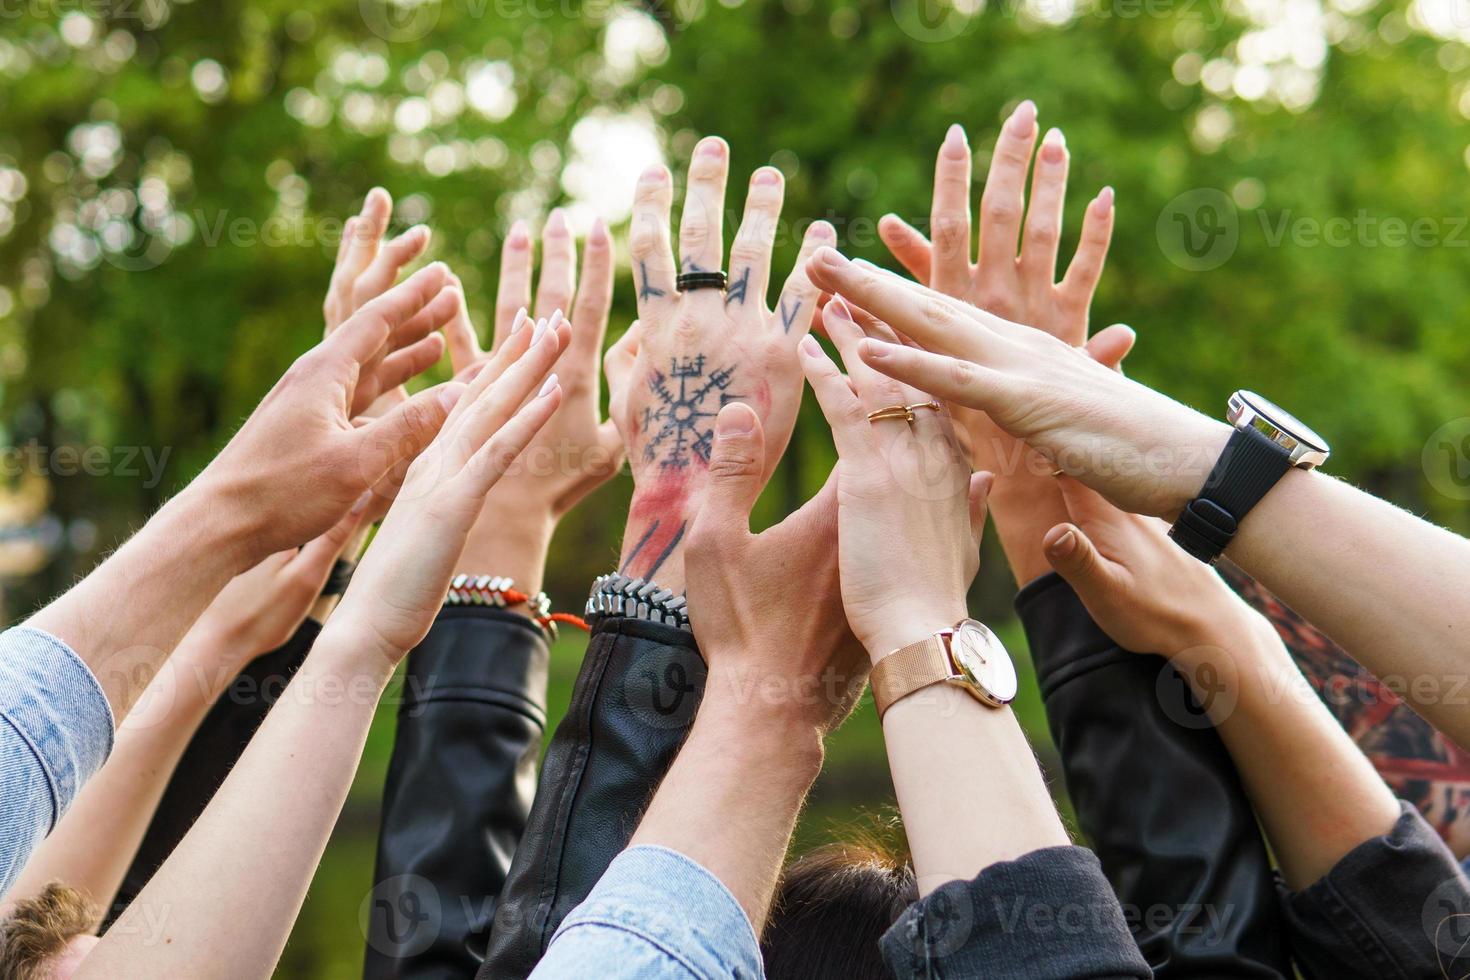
(608, 138, 834, 592)
(332, 314, 570, 663)
(445, 210, 623, 595)
(804, 249, 1230, 519)
(797, 297, 987, 660)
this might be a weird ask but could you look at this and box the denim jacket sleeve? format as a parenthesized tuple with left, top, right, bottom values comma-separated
(0, 625, 114, 895)
(880, 845, 1152, 980)
(529, 845, 762, 980)
(363, 606, 550, 979)
(483, 616, 704, 979)
(1283, 801, 1470, 979)
(1016, 571, 1292, 978)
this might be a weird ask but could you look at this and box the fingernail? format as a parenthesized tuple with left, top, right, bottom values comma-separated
(539, 373, 559, 398)
(752, 166, 781, 186)
(859, 338, 888, 359)
(1041, 127, 1066, 162)
(1050, 529, 1077, 559)
(816, 246, 848, 268)
(944, 123, 968, 153)
(508, 221, 530, 248)
(1096, 186, 1115, 211)
(511, 308, 529, 334)
(548, 309, 565, 333)
(438, 383, 465, 411)
(546, 208, 566, 233)
(351, 491, 372, 514)
(715, 403, 755, 436)
(640, 164, 669, 183)
(591, 216, 608, 238)
(1008, 99, 1037, 135)
(531, 318, 548, 344)
(828, 295, 853, 322)
(799, 335, 823, 358)
(696, 137, 727, 158)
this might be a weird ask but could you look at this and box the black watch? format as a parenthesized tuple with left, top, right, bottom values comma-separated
(1170, 390, 1329, 564)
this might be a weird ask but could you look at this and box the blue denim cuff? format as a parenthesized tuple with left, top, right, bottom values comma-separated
(0, 626, 115, 829)
(547, 845, 762, 979)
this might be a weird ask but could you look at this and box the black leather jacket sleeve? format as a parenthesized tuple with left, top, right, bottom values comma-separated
(362, 606, 550, 980)
(105, 618, 322, 924)
(1284, 801, 1470, 979)
(480, 616, 704, 980)
(1016, 572, 1293, 978)
(881, 845, 1152, 979)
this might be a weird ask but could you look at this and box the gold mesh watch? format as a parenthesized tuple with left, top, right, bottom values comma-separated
(870, 619, 1018, 719)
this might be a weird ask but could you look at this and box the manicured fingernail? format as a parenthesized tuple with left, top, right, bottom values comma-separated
(511, 308, 529, 334)
(546, 208, 567, 233)
(1096, 186, 1115, 211)
(591, 216, 608, 239)
(1050, 530, 1077, 558)
(944, 123, 968, 153)
(531, 318, 548, 344)
(696, 137, 727, 158)
(1008, 100, 1037, 135)
(640, 164, 669, 183)
(828, 295, 853, 322)
(508, 221, 530, 248)
(715, 403, 755, 436)
(351, 491, 372, 514)
(547, 309, 565, 334)
(1041, 127, 1066, 162)
(799, 335, 823, 358)
(539, 373, 559, 398)
(752, 166, 781, 186)
(438, 382, 465, 412)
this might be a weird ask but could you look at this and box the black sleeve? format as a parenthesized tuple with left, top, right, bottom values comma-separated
(1017, 572, 1294, 978)
(362, 606, 551, 979)
(1284, 801, 1470, 979)
(479, 616, 704, 980)
(880, 845, 1152, 979)
(105, 618, 321, 925)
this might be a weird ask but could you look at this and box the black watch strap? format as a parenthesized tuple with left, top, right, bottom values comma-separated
(1170, 426, 1293, 564)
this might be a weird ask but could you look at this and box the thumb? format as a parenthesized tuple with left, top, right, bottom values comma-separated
(700, 403, 766, 533)
(1043, 522, 1117, 600)
(967, 470, 994, 552)
(355, 381, 464, 486)
(1085, 324, 1136, 374)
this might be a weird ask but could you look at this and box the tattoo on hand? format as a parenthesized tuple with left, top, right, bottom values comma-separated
(640, 356, 741, 469)
(638, 259, 666, 301)
(779, 297, 802, 333)
(620, 517, 687, 581)
(725, 267, 750, 306)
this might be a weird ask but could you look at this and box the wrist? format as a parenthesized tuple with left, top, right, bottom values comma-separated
(309, 619, 402, 688)
(618, 480, 704, 594)
(1165, 419, 1235, 520)
(692, 686, 825, 785)
(860, 603, 969, 666)
(454, 507, 556, 601)
(161, 475, 262, 574)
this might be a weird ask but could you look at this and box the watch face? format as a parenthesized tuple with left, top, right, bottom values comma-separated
(949, 620, 1018, 705)
(1231, 390, 1330, 455)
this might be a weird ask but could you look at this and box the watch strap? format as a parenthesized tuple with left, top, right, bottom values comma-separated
(870, 635, 954, 719)
(1171, 426, 1292, 563)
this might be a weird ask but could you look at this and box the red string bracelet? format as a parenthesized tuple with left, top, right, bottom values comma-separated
(444, 574, 590, 639)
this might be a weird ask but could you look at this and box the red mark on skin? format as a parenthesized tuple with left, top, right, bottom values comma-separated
(621, 470, 693, 578)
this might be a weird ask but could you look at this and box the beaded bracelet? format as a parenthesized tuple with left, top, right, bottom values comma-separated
(444, 574, 589, 640)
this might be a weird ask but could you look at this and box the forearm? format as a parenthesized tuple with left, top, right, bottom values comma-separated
(1222, 468, 1470, 747)
(1177, 615, 1401, 890)
(619, 478, 704, 594)
(628, 694, 821, 929)
(75, 631, 388, 979)
(882, 685, 1069, 895)
(7, 630, 226, 915)
(27, 480, 255, 720)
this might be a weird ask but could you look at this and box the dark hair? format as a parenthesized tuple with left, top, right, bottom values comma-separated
(0, 882, 96, 980)
(762, 826, 918, 980)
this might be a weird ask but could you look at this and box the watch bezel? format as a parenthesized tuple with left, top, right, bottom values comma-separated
(1227, 390, 1330, 469)
(944, 619, 1017, 707)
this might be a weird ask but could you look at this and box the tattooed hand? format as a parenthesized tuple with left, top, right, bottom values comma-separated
(608, 136, 833, 593)
(876, 102, 1126, 586)
(447, 209, 623, 602)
